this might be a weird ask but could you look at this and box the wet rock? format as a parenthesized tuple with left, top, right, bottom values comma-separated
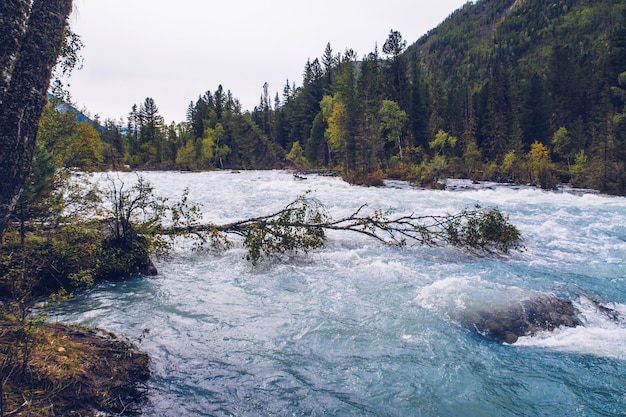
(580, 294, 622, 322)
(460, 295, 582, 344)
(139, 259, 158, 276)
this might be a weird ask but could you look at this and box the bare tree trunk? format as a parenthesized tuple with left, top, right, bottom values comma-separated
(0, 0, 73, 241)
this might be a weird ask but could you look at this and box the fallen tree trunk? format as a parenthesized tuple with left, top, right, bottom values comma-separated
(157, 195, 523, 264)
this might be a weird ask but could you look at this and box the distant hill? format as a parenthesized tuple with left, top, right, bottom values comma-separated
(408, 0, 624, 91)
(49, 94, 103, 129)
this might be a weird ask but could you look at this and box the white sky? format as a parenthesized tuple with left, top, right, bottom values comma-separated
(67, 0, 468, 124)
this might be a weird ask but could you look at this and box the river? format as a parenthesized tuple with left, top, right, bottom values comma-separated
(49, 170, 626, 416)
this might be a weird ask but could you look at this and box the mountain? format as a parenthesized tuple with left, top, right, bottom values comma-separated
(49, 93, 103, 130)
(401, 0, 626, 192)
(409, 0, 624, 91)
(113, 0, 626, 194)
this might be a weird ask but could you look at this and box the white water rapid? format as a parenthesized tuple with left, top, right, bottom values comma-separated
(50, 171, 626, 416)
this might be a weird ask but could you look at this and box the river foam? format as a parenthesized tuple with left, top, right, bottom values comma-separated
(50, 170, 626, 416)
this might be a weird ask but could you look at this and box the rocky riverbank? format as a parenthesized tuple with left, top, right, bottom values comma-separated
(0, 321, 150, 416)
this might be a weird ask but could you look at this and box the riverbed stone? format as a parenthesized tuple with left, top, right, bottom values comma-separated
(461, 295, 582, 344)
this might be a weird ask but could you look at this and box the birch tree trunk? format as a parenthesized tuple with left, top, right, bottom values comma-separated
(0, 0, 73, 241)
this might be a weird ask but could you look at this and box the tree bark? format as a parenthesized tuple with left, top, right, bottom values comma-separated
(0, 0, 30, 101)
(0, 0, 73, 241)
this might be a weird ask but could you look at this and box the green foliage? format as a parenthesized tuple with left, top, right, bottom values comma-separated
(569, 149, 590, 187)
(551, 126, 575, 165)
(429, 129, 458, 156)
(176, 139, 198, 170)
(37, 104, 104, 171)
(446, 206, 523, 254)
(0, 174, 203, 304)
(320, 94, 349, 165)
(463, 140, 483, 177)
(379, 100, 408, 158)
(241, 195, 328, 264)
(430, 154, 449, 179)
(500, 150, 521, 182)
(0, 224, 102, 299)
(198, 123, 229, 168)
(527, 141, 558, 188)
(286, 141, 311, 169)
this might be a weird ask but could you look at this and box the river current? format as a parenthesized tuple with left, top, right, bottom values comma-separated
(50, 170, 626, 416)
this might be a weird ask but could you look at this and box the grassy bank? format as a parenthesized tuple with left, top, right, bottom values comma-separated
(1, 320, 150, 416)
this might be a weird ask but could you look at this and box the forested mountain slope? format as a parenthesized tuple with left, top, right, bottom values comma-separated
(404, 0, 626, 192)
(58, 0, 626, 193)
(412, 0, 624, 87)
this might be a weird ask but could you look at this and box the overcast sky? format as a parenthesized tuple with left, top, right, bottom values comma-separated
(67, 0, 468, 124)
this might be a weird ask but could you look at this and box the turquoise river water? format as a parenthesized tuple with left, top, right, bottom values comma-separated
(49, 171, 626, 416)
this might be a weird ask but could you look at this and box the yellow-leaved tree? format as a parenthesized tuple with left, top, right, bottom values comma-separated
(286, 141, 311, 169)
(527, 142, 557, 188)
(320, 94, 348, 167)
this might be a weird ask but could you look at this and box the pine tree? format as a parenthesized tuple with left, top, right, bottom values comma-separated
(476, 57, 514, 160)
(383, 30, 408, 108)
(408, 57, 432, 149)
(139, 97, 164, 163)
(520, 73, 551, 148)
(101, 118, 125, 168)
(321, 42, 335, 93)
(355, 48, 384, 174)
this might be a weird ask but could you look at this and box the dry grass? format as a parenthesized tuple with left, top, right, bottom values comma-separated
(1, 321, 150, 416)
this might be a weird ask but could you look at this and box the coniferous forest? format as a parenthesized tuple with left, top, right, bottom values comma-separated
(2, 1, 625, 413)
(49, 0, 626, 194)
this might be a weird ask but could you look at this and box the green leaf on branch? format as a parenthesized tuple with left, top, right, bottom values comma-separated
(103, 179, 523, 264)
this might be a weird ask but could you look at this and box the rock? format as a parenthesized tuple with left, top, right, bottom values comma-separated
(460, 295, 582, 344)
(580, 294, 622, 322)
(139, 260, 158, 276)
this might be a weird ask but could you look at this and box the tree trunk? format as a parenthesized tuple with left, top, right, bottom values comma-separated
(0, 0, 30, 100)
(0, 0, 73, 241)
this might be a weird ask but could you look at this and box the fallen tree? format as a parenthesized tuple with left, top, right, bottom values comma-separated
(156, 192, 523, 264)
(2, 175, 523, 295)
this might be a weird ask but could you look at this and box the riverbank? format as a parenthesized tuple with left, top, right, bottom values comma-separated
(0, 321, 150, 416)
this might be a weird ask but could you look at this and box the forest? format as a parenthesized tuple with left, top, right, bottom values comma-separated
(51, 0, 626, 194)
(2, 0, 624, 414)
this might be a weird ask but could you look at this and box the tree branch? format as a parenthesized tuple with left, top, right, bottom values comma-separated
(157, 195, 523, 264)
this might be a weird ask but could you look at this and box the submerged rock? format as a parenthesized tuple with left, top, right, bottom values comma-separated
(460, 295, 583, 344)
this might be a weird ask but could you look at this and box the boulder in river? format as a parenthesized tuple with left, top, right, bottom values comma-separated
(460, 295, 583, 344)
